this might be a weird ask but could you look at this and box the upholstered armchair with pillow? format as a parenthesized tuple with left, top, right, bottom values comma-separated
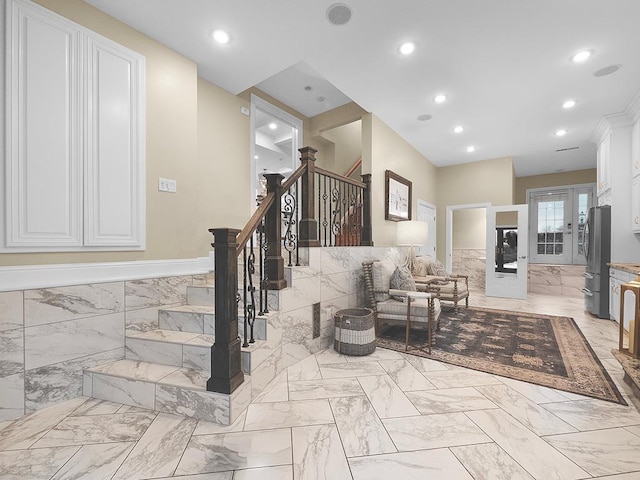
(362, 260, 441, 353)
(411, 256, 469, 310)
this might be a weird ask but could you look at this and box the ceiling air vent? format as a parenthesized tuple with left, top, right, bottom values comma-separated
(555, 146, 580, 152)
(326, 3, 352, 26)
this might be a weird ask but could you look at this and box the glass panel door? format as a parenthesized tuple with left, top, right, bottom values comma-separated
(531, 191, 571, 264)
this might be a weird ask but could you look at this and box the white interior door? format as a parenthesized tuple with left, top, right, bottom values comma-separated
(486, 204, 528, 299)
(417, 200, 436, 257)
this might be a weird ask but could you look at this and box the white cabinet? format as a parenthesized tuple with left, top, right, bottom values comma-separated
(597, 131, 611, 197)
(632, 119, 640, 177)
(4, 0, 145, 251)
(610, 268, 638, 323)
(633, 176, 640, 232)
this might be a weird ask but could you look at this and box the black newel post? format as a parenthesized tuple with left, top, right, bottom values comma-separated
(207, 228, 244, 394)
(298, 146, 321, 247)
(360, 173, 374, 246)
(264, 174, 287, 290)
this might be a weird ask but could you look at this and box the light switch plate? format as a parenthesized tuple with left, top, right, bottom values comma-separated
(158, 177, 177, 193)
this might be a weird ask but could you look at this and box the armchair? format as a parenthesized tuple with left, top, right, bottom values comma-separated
(411, 256, 469, 310)
(362, 260, 441, 353)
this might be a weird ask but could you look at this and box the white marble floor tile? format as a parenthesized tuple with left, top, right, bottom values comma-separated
(157, 367, 209, 390)
(329, 395, 396, 457)
(544, 427, 640, 477)
(475, 384, 578, 435)
(291, 424, 352, 480)
(313, 348, 348, 365)
(377, 359, 436, 391)
(348, 448, 474, 480)
(496, 376, 575, 404)
(111, 413, 197, 480)
(466, 409, 589, 480)
(175, 428, 291, 475)
(157, 474, 232, 480)
(585, 473, 640, 480)
(626, 424, 640, 437)
(451, 443, 535, 480)
(0, 396, 87, 451)
(357, 375, 420, 418)
(89, 359, 178, 382)
(344, 348, 404, 363)
(193, 410, 247, 436)
(234, 465, 293, 480)
(400, 353, 450, 372)
(287, 354, 322, 381)
(542, 399, 640, 431)
(423, 368, 502, 388)
(254, 370, 290, 403)
(319, 361, 386, 378)
(0, 446, 80, 480)
(69, 397, 123, 416)
(406, 387, 498, 414)
(289, 378, 363, 401)
(244, 399, 334, 430)
(50, 441, 134, 480)
(33, 411, 156, 447)
(383, 413, 491, 450)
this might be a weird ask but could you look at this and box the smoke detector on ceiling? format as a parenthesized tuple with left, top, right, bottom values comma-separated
(326, 3, 352, 26)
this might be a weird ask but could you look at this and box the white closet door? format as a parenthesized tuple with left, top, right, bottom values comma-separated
(6, 0, 82, 247)
(84, 35, 145, 247)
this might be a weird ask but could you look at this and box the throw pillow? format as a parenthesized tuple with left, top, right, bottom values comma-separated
(372, 259, 395, 302)
(413, 256, 432, 276)
(390, 266, 416, 301)
(429, 259, 447, 277)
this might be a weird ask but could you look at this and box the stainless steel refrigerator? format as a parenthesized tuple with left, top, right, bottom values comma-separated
(583, 205, 611, 318)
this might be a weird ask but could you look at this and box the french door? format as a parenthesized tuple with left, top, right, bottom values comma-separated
(528, 185, 593, 265)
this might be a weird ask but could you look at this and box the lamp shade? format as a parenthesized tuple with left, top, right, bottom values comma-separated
(396, 220, 428, 246)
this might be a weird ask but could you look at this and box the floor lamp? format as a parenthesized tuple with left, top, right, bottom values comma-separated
(397, 220, 429, 273)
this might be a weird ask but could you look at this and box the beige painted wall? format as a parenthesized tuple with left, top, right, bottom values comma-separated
(4, 1, 298, 266)
(453, 209, 487, 249)
(514, 169, 596, 204)
(320, 120, 362, 176)
(365, 115, 438, 246)
(436, 157, 514, 259)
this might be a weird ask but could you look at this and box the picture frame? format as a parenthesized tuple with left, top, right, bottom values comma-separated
(385, 170, 412, 221)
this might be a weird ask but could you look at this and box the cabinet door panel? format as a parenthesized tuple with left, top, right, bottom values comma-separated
(6, 1, 82, 246)
(84, 36, 145, 247)
(633, 120, 640, 177)
(632, 176, 640, 233)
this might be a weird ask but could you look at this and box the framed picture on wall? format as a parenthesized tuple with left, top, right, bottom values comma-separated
(385, 170, 412, 221)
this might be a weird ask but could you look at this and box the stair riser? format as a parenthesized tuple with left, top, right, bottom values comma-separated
(125, 337, 258, 374)
(158, 310, 268, 340)
(84, 371, 251, 425)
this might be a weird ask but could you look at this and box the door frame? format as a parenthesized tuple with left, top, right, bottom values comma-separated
(445, 203, 491, 274)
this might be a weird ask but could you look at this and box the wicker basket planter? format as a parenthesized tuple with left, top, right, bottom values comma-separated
(334, 307, 376, 356)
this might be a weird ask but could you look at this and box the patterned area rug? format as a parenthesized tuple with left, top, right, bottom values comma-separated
(376, 306, 626, 404)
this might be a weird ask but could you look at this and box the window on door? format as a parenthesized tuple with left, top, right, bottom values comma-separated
(528, 184, 595, 265)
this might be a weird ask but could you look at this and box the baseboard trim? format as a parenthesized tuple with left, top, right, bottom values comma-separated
(0, 254, 214, 292)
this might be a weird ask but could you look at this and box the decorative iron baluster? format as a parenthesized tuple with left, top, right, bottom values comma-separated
(261, 217, 270, 313)
(350, 186, 358, 246)
(322, 174, 329, 247)
(246, 234, 256, 344)
(331, 179, 342, 245)
(242, 246, 249, 347)
(258, 220, 265, 315)
(317, 172, 322, 245)
(282, 183, 297, 267)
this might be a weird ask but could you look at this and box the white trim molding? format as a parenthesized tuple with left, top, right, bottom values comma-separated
(0, 255, 213, 292)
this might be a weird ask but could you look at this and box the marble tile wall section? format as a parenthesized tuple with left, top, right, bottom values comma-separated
(452, 249, 486, 290)
(0, 274, 204, 421)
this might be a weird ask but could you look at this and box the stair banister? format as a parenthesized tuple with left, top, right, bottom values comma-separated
(206, 228, 244, 394)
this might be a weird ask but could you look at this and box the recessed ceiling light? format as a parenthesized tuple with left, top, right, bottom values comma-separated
(326, 3, 352, 26)
(254, 155, 259, 160)
(562, 99, 576, 109)
(212, 30, 230, 44)
(594, 65, 621, 77)
(417, 114, 432, 121)
(466, 146, 476, 153)
(454, 125, 464, 133)
(304, 85, 313, 91)
(399, 42, 415, 55)
(555, 129, 567, 137)
(269, 123, 277, 130)
(434, 94, 447, 104)
(571, 49, 593, 63)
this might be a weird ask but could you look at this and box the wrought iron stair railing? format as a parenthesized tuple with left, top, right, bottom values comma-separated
(206, 147, 373, 394)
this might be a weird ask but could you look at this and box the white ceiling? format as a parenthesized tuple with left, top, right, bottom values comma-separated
(84, 0, 640, 177)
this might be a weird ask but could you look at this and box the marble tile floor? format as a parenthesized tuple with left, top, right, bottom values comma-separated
(2, 291, 640, 480)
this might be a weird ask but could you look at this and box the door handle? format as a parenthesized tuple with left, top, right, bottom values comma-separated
(582, 288, 594, 297)
(583, 272, 594, 279)
(518, 256, 527, 260)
